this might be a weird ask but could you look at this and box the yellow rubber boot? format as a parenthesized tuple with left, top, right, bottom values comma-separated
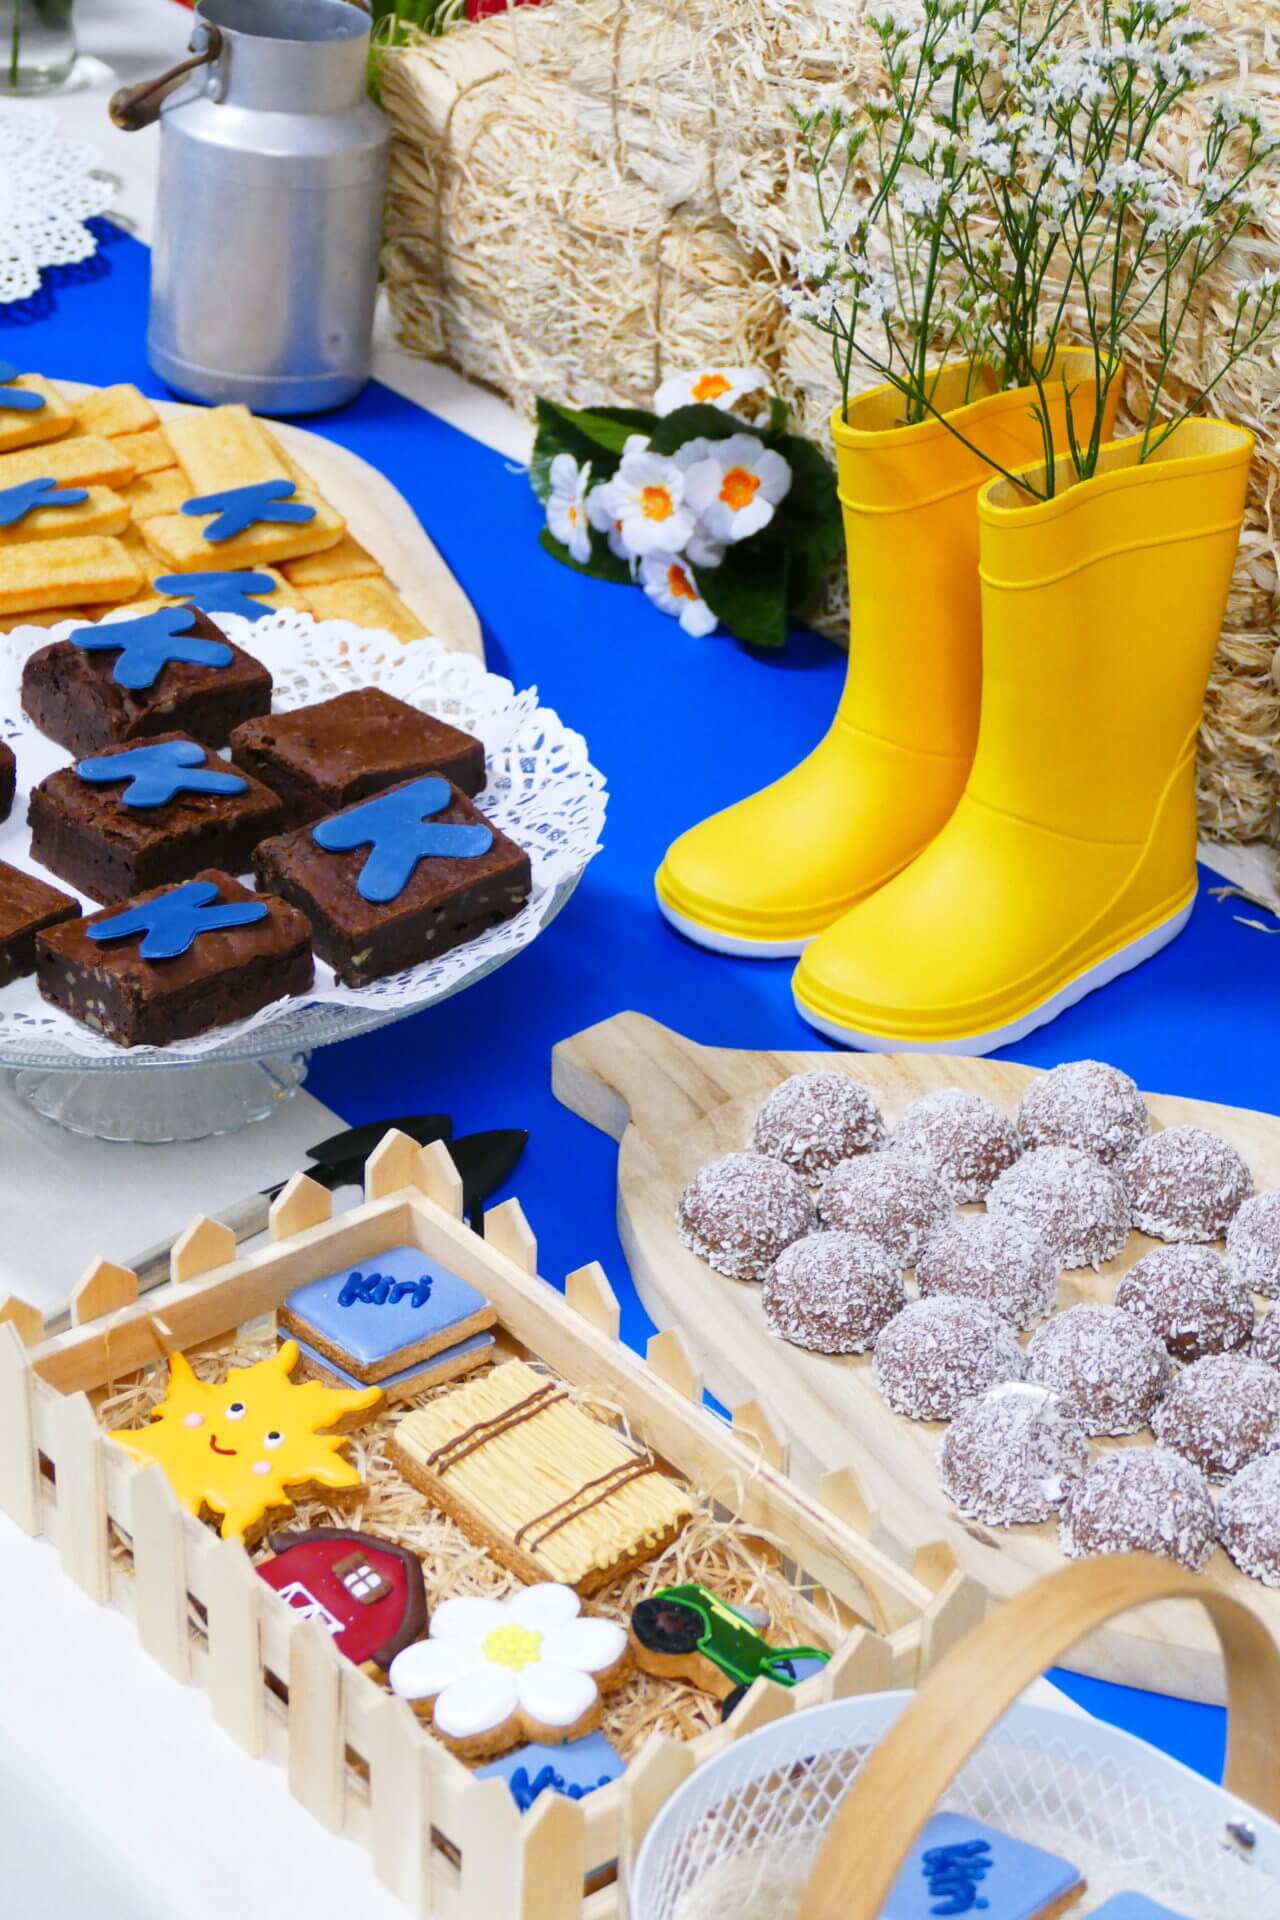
(793, 418, 1254, 1053)
(655, 351, 1115, 955)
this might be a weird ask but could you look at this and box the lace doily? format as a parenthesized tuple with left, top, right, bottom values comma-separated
(0, 612, 607, 1066)
(0, 104, 116, 304)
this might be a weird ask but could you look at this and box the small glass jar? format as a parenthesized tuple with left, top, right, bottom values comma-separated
(0, 0, 77, 94)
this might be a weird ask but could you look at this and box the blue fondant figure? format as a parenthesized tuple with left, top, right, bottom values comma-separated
(152, 569, 280, 622)
(312, 776, 493, 904)
(181, 479, 317, 543)
(0, 362, 46, 414)
(70, 606, 233, 692)
(0, 477, 89, 527)
(77, 740, 249, 810)
(89, 879, 268, 962)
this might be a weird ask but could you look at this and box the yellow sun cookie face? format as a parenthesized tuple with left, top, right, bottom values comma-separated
(109, 1342, 382, 1541)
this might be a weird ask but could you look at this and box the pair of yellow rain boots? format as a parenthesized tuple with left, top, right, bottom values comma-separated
(655, 354, 1252, 1054)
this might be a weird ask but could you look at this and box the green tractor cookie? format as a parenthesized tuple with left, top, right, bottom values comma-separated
(630, 1583, 829, 1717)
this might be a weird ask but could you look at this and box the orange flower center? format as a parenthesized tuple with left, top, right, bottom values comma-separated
(692, 372, 732, 403)
(720, 466, 761, 511)
(567, 504, 578, 525)
(642, 485, 674, 522)
(667, 564, 696, 602)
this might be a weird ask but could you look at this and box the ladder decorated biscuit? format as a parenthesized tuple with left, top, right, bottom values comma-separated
(881, 1813, 1084, 1920)
(108, 1343, 381, 1543)
(255, 1526, 427, 1673)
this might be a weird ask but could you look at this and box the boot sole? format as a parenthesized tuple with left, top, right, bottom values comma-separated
(655, 889, 815, 958)
(793, 898, 1194, 1055)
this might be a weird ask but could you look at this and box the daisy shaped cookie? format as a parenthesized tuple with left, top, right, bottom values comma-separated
(388, 1582, 631, 1757)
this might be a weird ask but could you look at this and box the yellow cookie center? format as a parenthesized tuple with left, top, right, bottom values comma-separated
(482, 1624, 544, 1671)
(642, 485, 674, 522)
(692, 373, 731, 403)
(720, 466, 761, 511)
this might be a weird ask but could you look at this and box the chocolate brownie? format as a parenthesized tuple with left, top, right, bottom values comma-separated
(21, 606, 272, 755)
(0, 740, 13, 824)
(254, 775, 530, 987)
(0, 860, 80, 987)
(230, 688, 485, 829)
(28, 733, 286, 905)
(36, 869, 313, 1048)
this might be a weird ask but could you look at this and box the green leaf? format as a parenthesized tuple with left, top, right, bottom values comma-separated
(530, 397, 656, 503)
(648, 405, 763, 455)
(764, 393, 789, 437)
(693, 543, 790, 651)
(768, 434, 844, 610)
(538, 526, 632, 586)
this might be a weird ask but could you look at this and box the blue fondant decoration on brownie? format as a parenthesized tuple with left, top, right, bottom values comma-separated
(312, 776, 493, 904)
(1089, 1900, 1189, 1920)
(0, 477, 89, 526)
(88, 879, 268, 962)
(152, 569, 279, 622)
(181, 479, 316, 543)
(283, 1244, 491, 1371)
(0, 364, 45, 413)
(77, 740, 249, 810)
(883, 1814, 1081, 1919)
(478, 1733, 623, 1813)
(69, 606, 234, 691)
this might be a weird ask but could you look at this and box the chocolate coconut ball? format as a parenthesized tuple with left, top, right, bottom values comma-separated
(873, 1297, 1025, 1423)
(763, 1230, 906, 1355)
(676, 1152, 815, 1282)
(938, 1382, 1089, 1526)
(891, 1087, 1022, 1204)
(1253, 1305, 1280, 1372)
(1226, 1189, 1280, 1298)
(1059, 1446, 1216, 1572)
(751, 1072, 886, 1180)
(817, 1152, 951, 1266)
(1218, 1453, 1280, 1586)
(1124, 1125, 1252, 1243)
(1151, 1352, 1280, 1481)
(1113, 1245, 1254, 1363)
(987, 1145, 1129, 1270)
(915, 1215, 1059, 1331)
(1017, 1060, 1150, 1166)
(1026, 1303, 1169, 1436)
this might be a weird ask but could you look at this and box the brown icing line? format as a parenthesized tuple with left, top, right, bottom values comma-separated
(516, 1455, 663, 1553)
(422, 1382, 567, 1475)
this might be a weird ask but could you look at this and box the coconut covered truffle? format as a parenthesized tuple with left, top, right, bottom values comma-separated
(763, 1230, 905, 1356)
(751, 1071, 886, 1180)
(1026, 1303, 1169, 1436)
(1113, 1245, 1254, 1363)
(987, 1145, 1129, 1270)
(873, 1297, 1025, 1422)
(891, 1087, 1022, 1204)
(676, 1152, 815, 1282)
(1017, 1059, 1150, 1166)
(1226, 1189, 1280, 1298)
(1253, 1305, 1280, 1372)
(1218, 1453, 1280, 1586)
(1150, 1352, 1280, 1481)
(1124, 1125, 1252, 1243)
(817, 1153, 952, 1266)
(938, 1382, 1089, 1526)
(915, 1215, 1059, 1331)
(1059, 1446, 1216, 1572)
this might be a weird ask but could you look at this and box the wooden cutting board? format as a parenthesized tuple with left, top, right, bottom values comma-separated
(552, 1012, 1280, 1702)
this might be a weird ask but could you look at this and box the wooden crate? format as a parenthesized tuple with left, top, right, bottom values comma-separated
(0, 1131, 984, 1918)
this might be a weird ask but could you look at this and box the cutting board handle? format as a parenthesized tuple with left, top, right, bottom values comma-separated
(552, 1012, 752, 1144)
(798, 1552, 1280, 1919)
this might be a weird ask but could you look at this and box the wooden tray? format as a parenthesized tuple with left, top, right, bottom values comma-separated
(552, 1012, 1280, 1704)
(59, 379, 484, 662)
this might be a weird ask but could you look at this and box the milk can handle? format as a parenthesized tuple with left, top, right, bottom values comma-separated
(109, 23, 224, 132)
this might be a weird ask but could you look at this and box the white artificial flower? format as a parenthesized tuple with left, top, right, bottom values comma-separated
(654, 366, 771, 418)
(639, 552, 718, 636)
(682, 433, 792, 544)
(388, 1584, 628, 1742)
(586, 479, 630, 560)
(544, 453, 592, 564)
(609, 444, 697, 556)
(686, 524, 726, 569)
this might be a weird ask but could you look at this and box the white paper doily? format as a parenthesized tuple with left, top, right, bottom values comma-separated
(0, 103, 116, 304)
(0, 612, 607, 1065)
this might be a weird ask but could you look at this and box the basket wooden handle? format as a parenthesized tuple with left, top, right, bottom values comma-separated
(799, 1552, 1280, 1919)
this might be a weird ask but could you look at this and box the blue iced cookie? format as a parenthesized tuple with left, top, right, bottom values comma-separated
(280, 1243, 497, 1392)
(884, 1813, 1084, 1918)
(478, 1731, 623, 1812)
(1088, 1900, 1188, 1920)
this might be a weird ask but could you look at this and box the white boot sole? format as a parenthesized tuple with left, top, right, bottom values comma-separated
(656, 889, 815, 959)
(793, 898, 1195, 1056)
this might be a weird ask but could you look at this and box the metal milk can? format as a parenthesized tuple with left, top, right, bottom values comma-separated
(112, 0, 390, 415)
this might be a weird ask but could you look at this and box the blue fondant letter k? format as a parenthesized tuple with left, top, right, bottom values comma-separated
(313, 777, 493, 903)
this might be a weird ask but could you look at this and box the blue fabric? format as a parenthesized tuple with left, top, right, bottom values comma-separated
(21, 227, 1280, 1786)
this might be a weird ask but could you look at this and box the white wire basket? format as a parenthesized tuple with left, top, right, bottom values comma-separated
(632, 1555, 1280, 1920)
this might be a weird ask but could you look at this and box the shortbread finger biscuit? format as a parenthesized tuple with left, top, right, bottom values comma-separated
(113, 427, 175, 477)
(281, 532, 382, 587)
(140, 504, 344, 572)
(0, 375, 77, 455)
(0, 536, 141, 614)
(0, 486, 129, 547)
(0, 606, 86, 634)
(130, 565, 314, 618)
(162, 404, 343, 553)
(304, 579, 428, 642)
(74, 384, 160, 439)
(0, 435, 135, 491)
(123, 467, 191, 519)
